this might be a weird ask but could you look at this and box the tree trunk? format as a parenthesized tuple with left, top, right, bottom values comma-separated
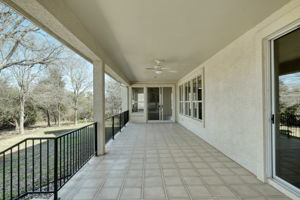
(53, 113, 57, 125)
(74, 109, 78, 125)
(46, 110, 51, 127)
(19, 95, 25, 134)
(74, 98, 78, 125)
(14, 119, 19, 131)
(57, 104, 61, 127)
(111, 107, 114, 117)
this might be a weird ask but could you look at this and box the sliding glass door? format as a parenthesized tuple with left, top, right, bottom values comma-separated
(148, 88, 160, 120)
(272, 26, 300, 191)
(147, 87, 172, 121)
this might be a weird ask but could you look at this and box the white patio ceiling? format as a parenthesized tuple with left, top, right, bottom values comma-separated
(35, 0, 291, 83)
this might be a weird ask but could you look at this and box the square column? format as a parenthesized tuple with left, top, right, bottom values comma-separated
(93, 60, 105, 155)
(121, 85, 129, 112)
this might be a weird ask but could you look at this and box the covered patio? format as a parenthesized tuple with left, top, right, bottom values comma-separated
(1, 0, 300, 199)
(58, 123, 289, 200)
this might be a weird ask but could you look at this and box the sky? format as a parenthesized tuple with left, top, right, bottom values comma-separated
(0, 2, 123, 95)
(0, 2, 95, 92)
(280, 72, 300, 91)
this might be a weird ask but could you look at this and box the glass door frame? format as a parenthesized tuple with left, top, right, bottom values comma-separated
(146, 86, 174, 122)
(270, 24, 300, 195)
(147, 87, 161, 120)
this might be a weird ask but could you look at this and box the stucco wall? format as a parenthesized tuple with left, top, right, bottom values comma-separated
(176, 0, 300, 181)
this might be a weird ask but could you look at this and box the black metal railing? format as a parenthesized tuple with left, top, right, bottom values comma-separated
(105, 110, 129, 143)
(280, 113, 300, 137)
(0, 122, 97, 200)
(0, 111, 130, 200)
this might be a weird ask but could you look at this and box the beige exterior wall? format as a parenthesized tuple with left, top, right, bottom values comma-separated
(176, 0, 300, 188)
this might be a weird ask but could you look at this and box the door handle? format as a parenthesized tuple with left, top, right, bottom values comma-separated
(271, 114, 275, 124)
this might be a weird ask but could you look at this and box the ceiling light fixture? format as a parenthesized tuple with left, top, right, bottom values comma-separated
(145, 59, 177, 74)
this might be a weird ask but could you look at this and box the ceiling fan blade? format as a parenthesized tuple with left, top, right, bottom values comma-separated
(145, 67, 156, 70)
(154, 59, 163, 65)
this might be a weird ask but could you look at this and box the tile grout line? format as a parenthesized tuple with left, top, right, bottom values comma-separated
(59, 123, 292, 200)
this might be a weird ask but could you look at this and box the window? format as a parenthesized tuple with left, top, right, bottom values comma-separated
(194, 75, 203, 120)
(179, 85, 184, 114)
(192, 78, 197, 118)
(132, 88, 144, 113)
(184, 82, 191, 116)
(179, 74, 204, 120)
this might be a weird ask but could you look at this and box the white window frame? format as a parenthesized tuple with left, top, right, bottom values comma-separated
(178, 70, 204, 122)
(179, 85, 184, 114)
(184, 81, 191, 116)
(192, 75, 203, 120)
(131, 87, 144, 113)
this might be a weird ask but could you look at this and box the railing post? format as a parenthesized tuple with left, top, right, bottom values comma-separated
(112, 116, 115, 140)
(53, 138, 58, 200)
(119, 114, 122, 132)
(124, 111, 126, 125)
(122, 112, 125, 128)
(94, 123, 98, 156)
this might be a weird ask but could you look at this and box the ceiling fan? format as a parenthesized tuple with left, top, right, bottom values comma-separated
(145, 59, 177, 74)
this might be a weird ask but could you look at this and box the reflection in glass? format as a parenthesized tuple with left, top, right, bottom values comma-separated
(198, 76, 202, 101)
(147, 88, 160, 120)
(274, 27, 300, 189)
(184, 82, 191, 116)
(198, 102, 202, 120)
(179, 85, 183, 114)
(147, 87, 172, 121)
(132, 88, 144, 113)
(162, 87, 172, 120)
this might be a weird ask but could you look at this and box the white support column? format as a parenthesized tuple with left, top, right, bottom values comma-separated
(93, 60, 105, 155)
(121, 85, 129, 112)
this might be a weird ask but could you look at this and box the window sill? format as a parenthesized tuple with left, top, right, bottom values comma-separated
(179, 113, 203, 122)
(131, 112, 144, 115)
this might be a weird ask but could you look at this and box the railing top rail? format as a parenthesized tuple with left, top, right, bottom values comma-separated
(1, 110, 129, 200)
(105, 110, 129, 120)
(280, 113, 300, 116)
(0, 122, 96, 155)
(56, 122, 96, 138)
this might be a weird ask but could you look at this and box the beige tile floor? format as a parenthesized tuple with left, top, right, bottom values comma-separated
(58, 123, 290, 200)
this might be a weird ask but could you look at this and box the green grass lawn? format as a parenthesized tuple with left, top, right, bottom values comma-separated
(0, 123, 95, 200)
(0, 122, 90, 153)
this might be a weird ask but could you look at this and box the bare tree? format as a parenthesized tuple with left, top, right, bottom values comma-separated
(9, 64, 39, 134)
(51, 67, 66, 127)
(0, 4, 62, 72)
(0, 3, 64, 134)
(0, 76, 20, 129)
(105, 76, 122, 118)
(64, 54, 92, 125)
(8, 43, 63, 134)
(33, 66, 65, 127)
